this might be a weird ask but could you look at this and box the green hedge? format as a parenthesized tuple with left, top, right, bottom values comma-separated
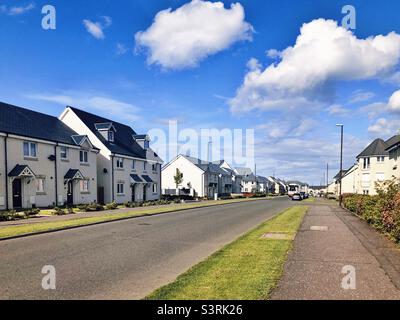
(343, 179, 400, 242)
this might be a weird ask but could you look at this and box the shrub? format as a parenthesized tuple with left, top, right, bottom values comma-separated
(78, 203, 104, 212)
(24, 208, 40, 217)
(105, 201, 118, 210)
(53, 207, 66, 215)
(343, 178, 400, 242)
(0, 210, 19, 221)
(86, 203, 104, 212)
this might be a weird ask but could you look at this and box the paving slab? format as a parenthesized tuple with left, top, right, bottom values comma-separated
(270, 200, 400, 300)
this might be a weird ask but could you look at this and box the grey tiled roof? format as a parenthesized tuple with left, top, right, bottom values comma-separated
(64, 169, 84, 180)
(385, 135, 400, 151)
(8, 164, 35, 177)
(357, 138, 389, 158)
(242, 173, 257, 182)
(130, 174, 143, 183)
(235, 167, 253, 176)
(182, 155, 230, 175)
(69, 107, 147, 159)
(0, 102, 85, 146)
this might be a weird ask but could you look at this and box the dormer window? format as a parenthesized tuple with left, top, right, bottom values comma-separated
(133, 134, 150, 150)
(108, 131, 114, 142)
(95, 123, 116, 142)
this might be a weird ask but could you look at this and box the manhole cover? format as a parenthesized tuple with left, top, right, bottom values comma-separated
(260, 233, 293, 240)
(310, 226, 328, 231)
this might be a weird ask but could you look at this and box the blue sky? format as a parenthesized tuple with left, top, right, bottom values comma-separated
(1, 0, 400, 185)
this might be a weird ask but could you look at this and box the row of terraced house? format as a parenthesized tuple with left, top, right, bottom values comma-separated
(0, 102, 163, 210)
(161, 154, 288, 198)
(328, 136, 400, 196)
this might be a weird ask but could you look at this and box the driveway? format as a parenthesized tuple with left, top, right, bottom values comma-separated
(0, 197, 294, 299)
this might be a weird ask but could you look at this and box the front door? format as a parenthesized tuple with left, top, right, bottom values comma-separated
(97, 187, 105, 205)
(131, 184, 135, 202)
(143, 184, 147, 202)
(67, 180, 74, 206)
(12, 179, 22, 208)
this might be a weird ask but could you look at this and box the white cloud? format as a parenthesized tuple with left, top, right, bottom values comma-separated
(116, 43, 128, 55)
(1, 3, 35, 15)
(327, 104, 351, 116)
(253, 131, 366, 184)
(230, 18, 400, 113)
(388, 89, 400, 113)
(26, 92, 141, 122)
(135, 0, 253, 70)
(83, 16, 112, 39)
(368, 118, 400, 137)
(359, 89, 400, 118)
(246, 58, 261, 71)
(358, 102, 386, 119)
(258, 118, 317, 139)
(348, 90, 375, 104)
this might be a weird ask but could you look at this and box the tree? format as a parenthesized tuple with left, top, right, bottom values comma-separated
(174, 168, 184, 189)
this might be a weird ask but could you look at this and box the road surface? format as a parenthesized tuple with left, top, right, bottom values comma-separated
(0, 197, 294, 299)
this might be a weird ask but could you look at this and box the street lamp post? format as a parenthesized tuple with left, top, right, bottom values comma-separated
(336, 124, 344, 207)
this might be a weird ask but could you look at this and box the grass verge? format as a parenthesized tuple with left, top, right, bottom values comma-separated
(146, 206, 308, 300)
(0, 197, 270, 240)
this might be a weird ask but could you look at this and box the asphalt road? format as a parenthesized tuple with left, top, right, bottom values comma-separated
(0, 197, 294, 300)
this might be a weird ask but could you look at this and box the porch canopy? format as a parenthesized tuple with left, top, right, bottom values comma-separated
(141, 175, 154, 183)
(8, 164, 35, 177)
(64, 169, 84, 180)
(130, 174, 145, 183)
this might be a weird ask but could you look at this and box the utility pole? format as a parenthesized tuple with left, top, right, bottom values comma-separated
(207, 138, 212, 163)
(336, 124, 344, 207)
(326, 163, 329, 196)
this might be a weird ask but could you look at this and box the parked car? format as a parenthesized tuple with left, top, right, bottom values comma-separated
(299, 192, 306, 199)
(292, 193, 302, 201)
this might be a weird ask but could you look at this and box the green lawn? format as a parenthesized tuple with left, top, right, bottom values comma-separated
(0, 197, 269, 239)
(146, 206, 308, 300)
(303, 198, 316, 203)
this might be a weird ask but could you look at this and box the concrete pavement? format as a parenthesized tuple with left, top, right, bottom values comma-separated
(0, 197, 293, 300)
(271, 199, 400, 300)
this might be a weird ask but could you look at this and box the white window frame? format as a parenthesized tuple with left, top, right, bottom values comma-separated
(80, 150, 88, 163)
(143, 162, 147, 171)
(36, 178, 45, 193)
(132, 160, 135, 170)
(80, 180, 89, 192)
(152, 183, 158, 193)
(60, 146, 68, 160)
(363, 157, 370, 169)
(116, 157, 124, 169)
(108, 131, 114, 142)
(23, 141, 37, 158)
(376, 172, 385, 182)
(117, 183, 125, 195)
